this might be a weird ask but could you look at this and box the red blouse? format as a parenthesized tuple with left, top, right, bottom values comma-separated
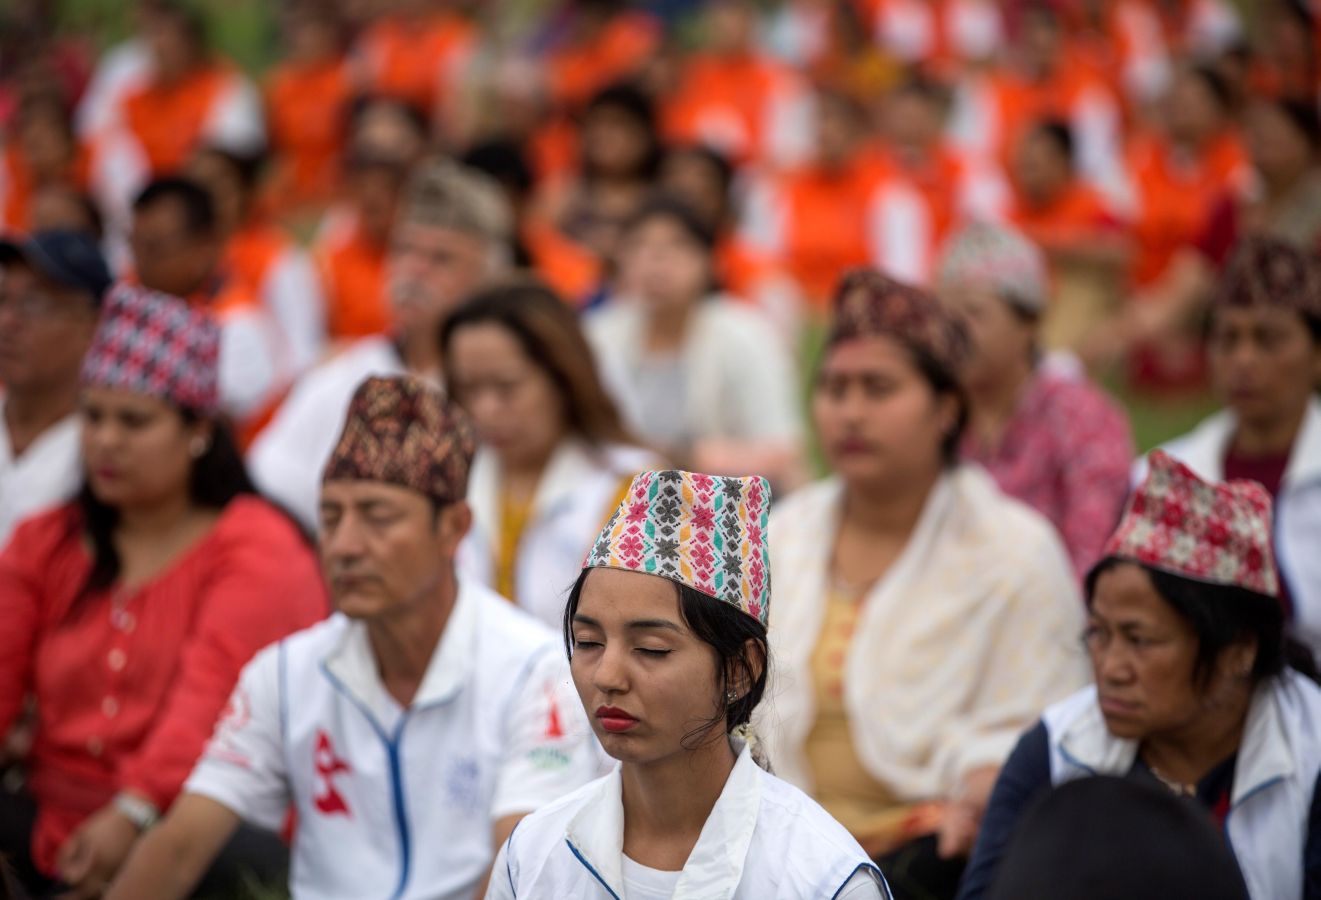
(0, 496, 327, 875)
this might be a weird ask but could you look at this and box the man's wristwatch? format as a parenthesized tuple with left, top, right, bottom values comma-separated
(113, 792, 160, 832)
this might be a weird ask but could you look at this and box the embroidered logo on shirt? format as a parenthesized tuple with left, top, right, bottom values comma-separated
(313, 731, 352, 817)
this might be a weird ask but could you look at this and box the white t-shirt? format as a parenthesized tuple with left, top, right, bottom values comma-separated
(0, 398, 81, 549)
(187, 579, 601, 900)
(246, 336, 405, 531)
(621, 857, 682, 900)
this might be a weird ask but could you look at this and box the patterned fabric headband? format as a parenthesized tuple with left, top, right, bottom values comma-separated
(584, 470, 772, 626)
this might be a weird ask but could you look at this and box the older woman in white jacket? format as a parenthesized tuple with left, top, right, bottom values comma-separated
(487, 470, 889, 899)
(761, 269, 1088, 899)
(443, 279, 660, 628)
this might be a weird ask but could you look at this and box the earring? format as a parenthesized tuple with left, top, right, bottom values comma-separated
(189, 436, 209, 459)
(726, 690, 739, 705)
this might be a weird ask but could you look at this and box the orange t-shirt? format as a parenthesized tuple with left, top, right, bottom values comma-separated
(1126, 131, 1248, 286)
(316, 221, 390, 340)
(522, 219, 601, 307)
(548, 13, 660, 109)
(662, 53, 796, 167)
(264, 57, 353, 212)
(1010, 179, 1118, 251)
(121, 65, 231, 176)
(223, 219, 295, 300)
(1, 143, 91, 233)
(717, 236, 779, 305)
(868, 142, 966, 251)
(773, 157, 880, 309)
(355, 13, 475, 118)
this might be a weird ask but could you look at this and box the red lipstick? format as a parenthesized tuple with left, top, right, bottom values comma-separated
(595, 706, 638, 733)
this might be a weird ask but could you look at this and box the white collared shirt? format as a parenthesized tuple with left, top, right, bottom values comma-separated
(0, 396, 81, 549)
(186, 579, 601, 900)
(489, 742, 889, 899)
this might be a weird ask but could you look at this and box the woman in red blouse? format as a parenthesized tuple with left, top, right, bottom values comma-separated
(0, 285, 326, 896)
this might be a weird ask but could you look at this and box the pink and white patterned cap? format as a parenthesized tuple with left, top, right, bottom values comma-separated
(584, 470, 772, 626)
(80, 283, 220, 414)
(1100, 450, 1279, 597)
(938, 221, 1048, 315)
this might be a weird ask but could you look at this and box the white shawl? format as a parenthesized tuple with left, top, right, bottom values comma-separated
(760, 466, 1089, 801)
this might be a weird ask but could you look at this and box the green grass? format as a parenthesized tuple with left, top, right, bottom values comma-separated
(54, 0, 277, 75)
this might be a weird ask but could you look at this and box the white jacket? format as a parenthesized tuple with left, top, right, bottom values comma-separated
(458, 440, 660, 630)
(762, 467, 1089, 800)
(585, 297, 804, 445)
(247, 336, 406, 532)
(1042, 671, 1321, 900)
(488, 742, 889, 899)
(1142, 397, 1321, 657)
(187, 579, 600, 900)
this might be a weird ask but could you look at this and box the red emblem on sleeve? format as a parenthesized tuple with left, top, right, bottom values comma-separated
(313, 730, 352, 816)
(544, 686, 564, 739)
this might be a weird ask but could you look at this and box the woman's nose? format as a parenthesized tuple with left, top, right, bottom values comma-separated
(592, 644, 630, 695)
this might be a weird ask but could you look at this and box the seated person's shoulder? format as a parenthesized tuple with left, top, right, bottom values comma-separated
(2, 502, 82, 565)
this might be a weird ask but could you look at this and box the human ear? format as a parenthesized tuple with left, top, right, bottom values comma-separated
(724, 638, 766, 701)
(1222, 636, 1258, 682)
(434, 500, 473, 558)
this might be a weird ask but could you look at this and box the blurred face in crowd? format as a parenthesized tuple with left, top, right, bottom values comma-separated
(707, 1, 756, 55)
(815, 92, 863, 168)
(582, 104, 653, 180)
(80, 388, 209, 510)
(284, 5, 340, 62)
(318, 481, 471, 620)
(0, 262, 99, 394)
(446, 322, 568, 471)
(885, 88, 944, 160)
(17, 100, 77, 181)
(1013, 128, 1071, 206)
(1208, 304, 1321, 433)
(30, 186, 99, 236)
(144, 10, 201, 83)
(660, 151, 728, 233)
(187, 151, 245, 235)
(1245, 101, 1315, 186)
(1019, 8, 1062, 77)
(813, 332, 958, 492)
(387, 222, 492, 343)
(1086, 563, 1253, 742)
(131, 197, 220, 297)
(570, 568, 727, 765)
(941, 284, 1036, 393)
(619, 214, 712, 313)
(1165, 71, 1227, 147)
(352, 101, 427, 168)
(351, 163, 406, 246)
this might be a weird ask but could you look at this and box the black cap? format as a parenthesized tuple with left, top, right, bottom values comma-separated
(0, 230, 113, 304)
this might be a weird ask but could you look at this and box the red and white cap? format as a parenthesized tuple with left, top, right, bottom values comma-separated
(1100, 450, 1279, 598)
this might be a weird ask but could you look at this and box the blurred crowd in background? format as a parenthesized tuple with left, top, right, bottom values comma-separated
(1, 0, 1317, 403)
(1, 1, 1321, 898)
